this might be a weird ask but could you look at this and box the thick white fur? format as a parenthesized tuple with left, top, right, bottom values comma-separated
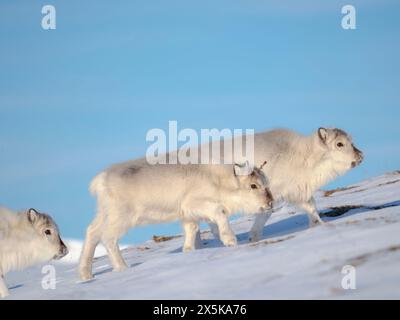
(229, 127, 363, 242)
(0, 207, 68, 298)
(79, 162, 272, 281)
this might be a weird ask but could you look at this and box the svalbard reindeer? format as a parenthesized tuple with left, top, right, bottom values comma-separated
(0, 207, 68, 298)
(79, 161, 273, 281)
(205, 128, 363, 242)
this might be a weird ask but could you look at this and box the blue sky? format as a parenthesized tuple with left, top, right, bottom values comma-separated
(1, 0, 399, 244)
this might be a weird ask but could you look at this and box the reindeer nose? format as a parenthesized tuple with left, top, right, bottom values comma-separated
(358, 151, 364, 163)
(60, 245, 68, 256)
(353, 146, 364, 163)
(59, 240, 69, 258)
(265, 188, 274, 208)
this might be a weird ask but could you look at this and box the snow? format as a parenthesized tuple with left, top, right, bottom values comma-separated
(4, 171, 400, 299)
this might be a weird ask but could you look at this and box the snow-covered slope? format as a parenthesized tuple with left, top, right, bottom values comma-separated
(4, 171, 400, 299)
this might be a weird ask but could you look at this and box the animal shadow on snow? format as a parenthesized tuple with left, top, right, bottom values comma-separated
(183, 214, 310, 251)
(171, 211, 344, 252)
(206, 200, 400, 247)
(166, 200, 400, 253)
(92, 262, 142, 278)
(236, 214, 310, 245)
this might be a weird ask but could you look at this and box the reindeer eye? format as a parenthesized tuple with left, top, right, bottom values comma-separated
(251, 184, 258, 189)
(337, 142, 344, 148)
(44, 229, 52, 236)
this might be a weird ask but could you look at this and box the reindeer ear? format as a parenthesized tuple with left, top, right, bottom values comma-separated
(234, 160, 252, 176)
(318, 127, 328, 143)
(27, 208, 39, 223)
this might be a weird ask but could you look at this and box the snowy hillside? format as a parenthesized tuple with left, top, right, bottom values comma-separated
(4, 171, 400, 299)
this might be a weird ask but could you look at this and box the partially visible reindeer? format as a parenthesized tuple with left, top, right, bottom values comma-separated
(202, 127, 364, 242)
(0, 207, 68, 298)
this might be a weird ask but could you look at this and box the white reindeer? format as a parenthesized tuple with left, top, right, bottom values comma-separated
(0, 207, 68, 298)
(79, 161, 273, 281)
(203, 127, 364, 242)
